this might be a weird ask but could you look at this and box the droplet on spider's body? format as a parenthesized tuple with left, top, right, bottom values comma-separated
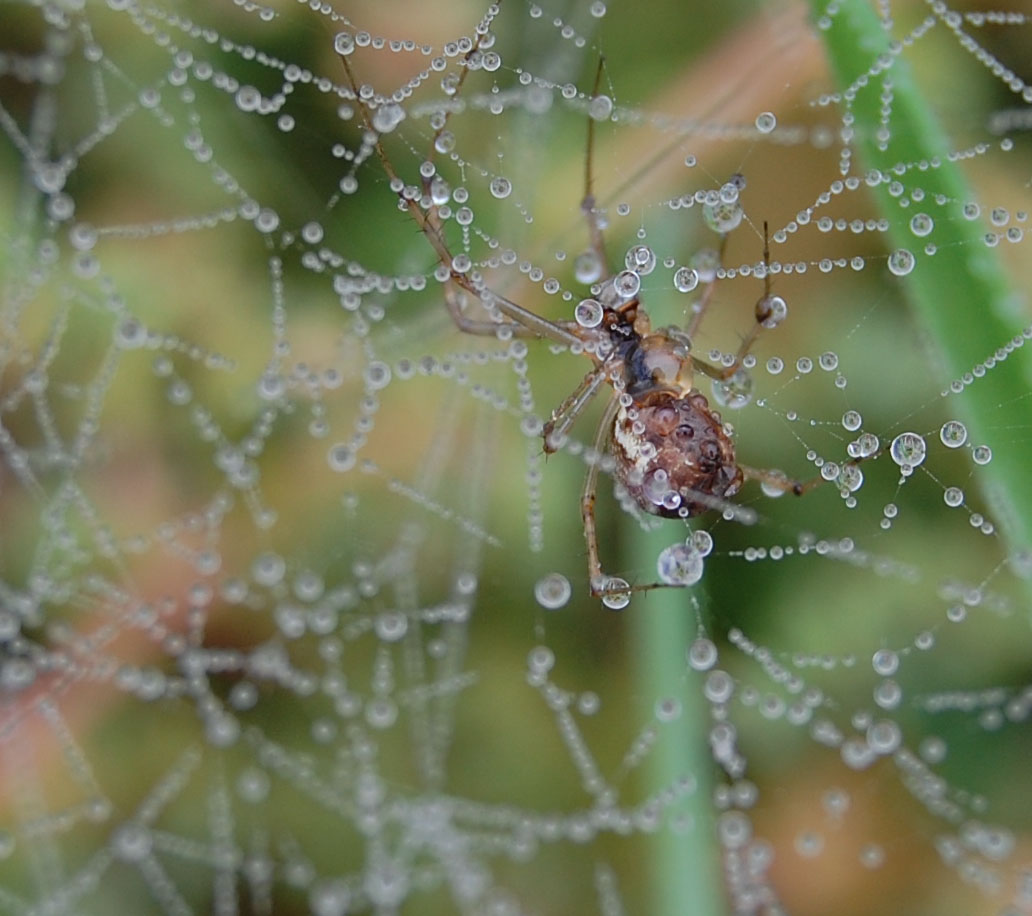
(600, 578, 631, 610)
(657, 542, 705, 586)
(711, 369, 754, 409)
(755, 294, 788, 328)
(574, 298, 603, 328)
(760, 470, 789, 498)
(841, 410, 862, 431)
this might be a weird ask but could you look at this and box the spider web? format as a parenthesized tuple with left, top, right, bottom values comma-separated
(1, 0, 1031, 914)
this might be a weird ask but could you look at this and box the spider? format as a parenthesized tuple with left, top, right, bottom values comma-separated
(338, 45, 832, 603)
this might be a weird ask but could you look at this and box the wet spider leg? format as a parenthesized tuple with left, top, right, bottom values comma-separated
(339, 53, 586, 350)
(694, 221, 776, 382)
(581, 56, 609, 271)
(582, 393, 621, 594)
(685, 233, 729, 339)
(741, 445, 883, 497)
(542, 359, 612, 453)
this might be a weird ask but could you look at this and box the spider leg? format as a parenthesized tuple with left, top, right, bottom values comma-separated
(581, 56, 609, 272)
(741, 445, 882, 497)
(582, 393, 621, 594)
(693, 221, 778, 381)
(543, 359, 611, 453)
(685, 233, 729, 339)
(339, 52, 588, 349)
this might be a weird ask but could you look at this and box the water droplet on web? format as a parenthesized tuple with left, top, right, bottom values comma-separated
(887, 248, 915, 276)
(625, 244, 656, 275)
(574, 298, 603, 328)
(115, 318, 147, 349)
(691, 247, 720, 283)
(589, 94, 613, 121)
(972, 445, 992, 465)
(574, 250, 603, 284)
(657, 542, 705, 586)
(909, 212, 934, 237)
(534, 573, 571, 609)
(755, 111, 776, 133)
(703, 200, 743, 233)
(691, 529, 714, 557)
(841, 410, 862, 431)
(527, 645, 555, 673)
(943, 486, 964, 507)
(489, 176, 512, 199)
(890, 432, 926, 467)
(939, 420, 967, 447)
(334, 32, 355, 55)
(252, 551, 286, 587)
(69, 222, 97, 251)
(654, 697, 682, 722)
(673, 266, 699, 292)
(687, 638, 718, 670)
(328, 444, 356, 472)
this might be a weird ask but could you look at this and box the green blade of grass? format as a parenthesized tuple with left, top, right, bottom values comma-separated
(631, 526, 725, 916)
(808, 1, 1032, 564)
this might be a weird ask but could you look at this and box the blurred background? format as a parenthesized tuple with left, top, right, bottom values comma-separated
(1, 0, 1031, 913)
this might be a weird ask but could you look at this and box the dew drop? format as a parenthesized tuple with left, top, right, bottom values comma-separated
(334, 32, 355, 55)
(589, 94, 613, 121)
(673, 266, 699, 292)
(687, 637, 718, 671)
(574, 298, 603, 328)
(613, 270, 641, 299)
(600, 577, 631, 610)
(328, 443, 356, 472)
(574, 250, 603, 284)
(489, 176, 512, 199)
(889, 431, 926, 467)
(909, 212, 934, 237)
(534, 573, 571, 610)
(939, 420, 967, 448)
(755, 111, 776, 133)
(841, 410, 862, 431)
(887, 248, 915, 276)
(657, 543, 705, 586)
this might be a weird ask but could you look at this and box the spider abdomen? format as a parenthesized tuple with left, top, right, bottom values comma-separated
(611, 390, 743, 519)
